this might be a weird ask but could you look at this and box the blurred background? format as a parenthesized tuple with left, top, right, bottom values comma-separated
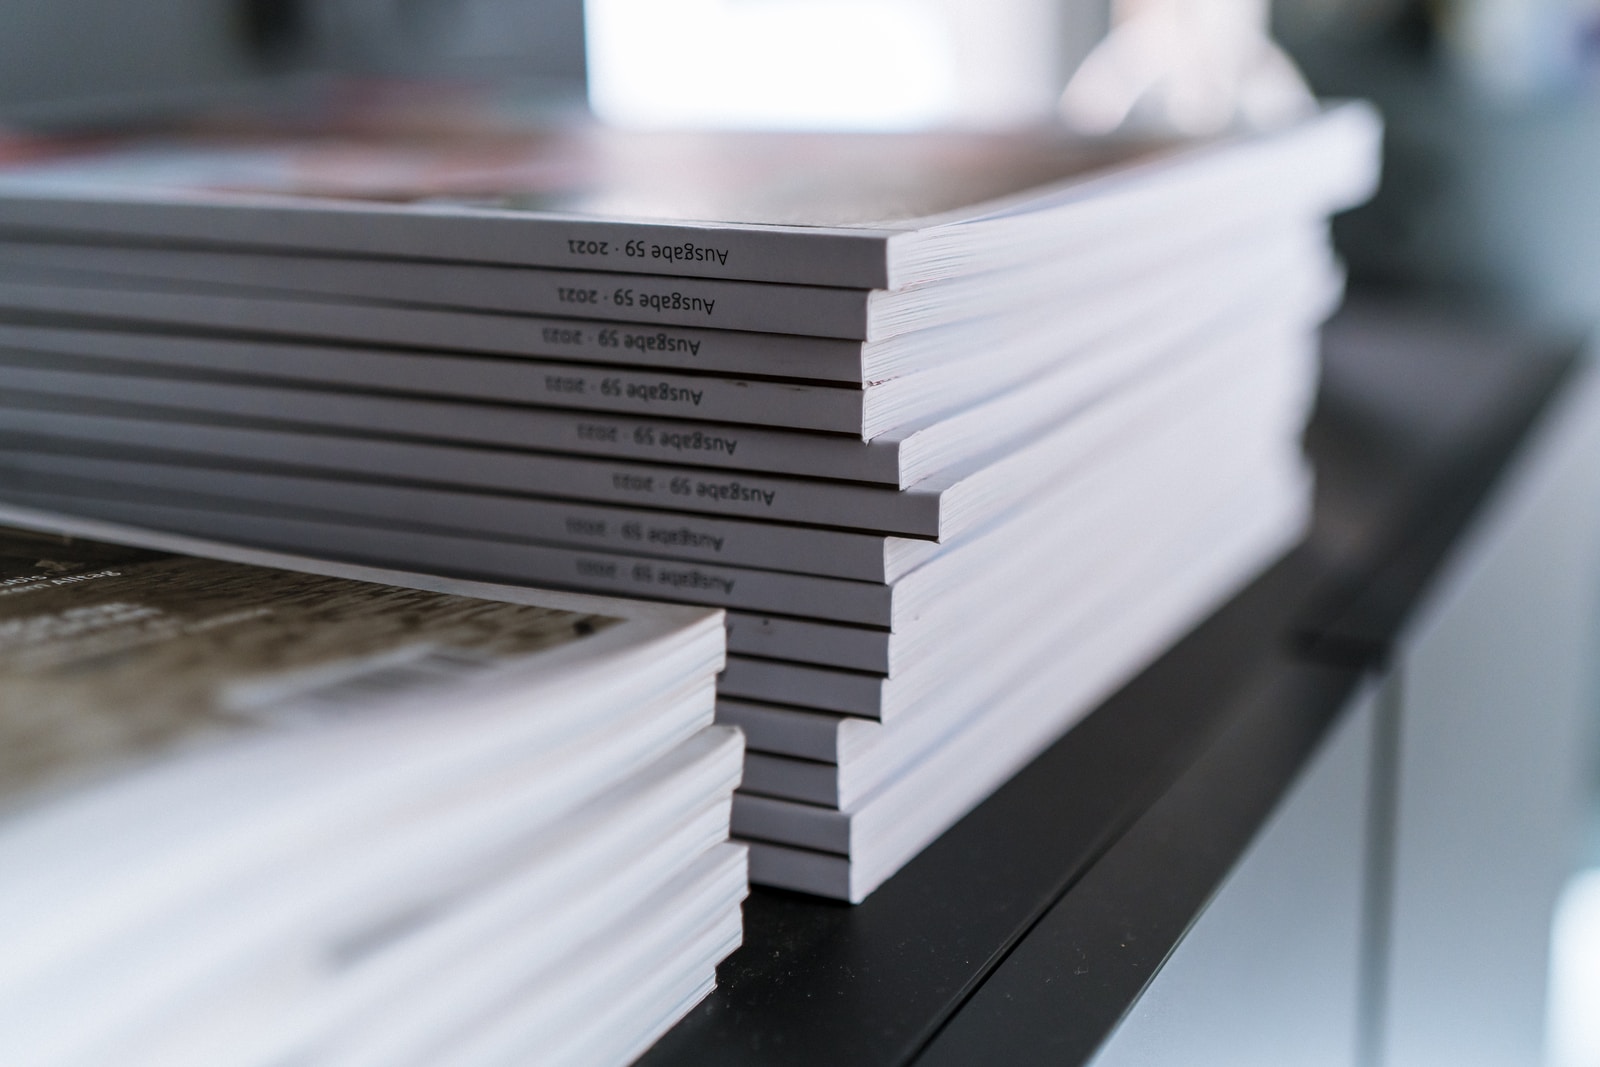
(8, 0, 1600, 330)
(2, 0, 1597, 1061)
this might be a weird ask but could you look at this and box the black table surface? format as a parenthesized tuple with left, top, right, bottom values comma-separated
(640, 295, 1580, 1067)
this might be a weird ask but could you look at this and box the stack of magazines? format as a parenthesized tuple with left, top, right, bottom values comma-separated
(0, 101, 1380, 901)
(0, 506, 741, 1066)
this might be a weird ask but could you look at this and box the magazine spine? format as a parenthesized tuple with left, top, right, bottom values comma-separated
(0, 407, 942, 534)
(0, 281, 870, 381)
(0, 241, 877, 339)
(0, 350, 873, 437)
(0, 197, 898, 286)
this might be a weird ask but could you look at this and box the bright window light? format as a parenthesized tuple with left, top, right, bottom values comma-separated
(585, 0, 958, 130)
(1547, 868, 1600, 1067)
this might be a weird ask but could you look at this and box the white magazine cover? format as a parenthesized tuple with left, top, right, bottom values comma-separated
(0, 103, 1378, 288)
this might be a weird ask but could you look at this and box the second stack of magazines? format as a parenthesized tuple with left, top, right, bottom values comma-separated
(0, 102, 1380, 901)
(0, 510, 741, 1064)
